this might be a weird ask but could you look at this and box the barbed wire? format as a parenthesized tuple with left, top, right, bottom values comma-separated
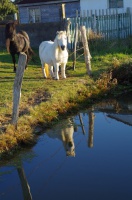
(68, 46, 85, 62)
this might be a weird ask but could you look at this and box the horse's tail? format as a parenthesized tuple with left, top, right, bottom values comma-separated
(20, 30, 36, 64)
(27, 46, 36, 63)
(28, 46, 35, 57)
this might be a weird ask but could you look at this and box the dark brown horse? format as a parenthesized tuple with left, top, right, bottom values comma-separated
(5, 21, 34, 72)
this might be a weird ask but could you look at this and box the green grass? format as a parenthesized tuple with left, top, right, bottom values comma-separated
(0, 38, 132, 156)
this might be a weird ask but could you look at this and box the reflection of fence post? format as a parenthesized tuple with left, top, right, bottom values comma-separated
(73, 23, 78, 70)
(88, 109, 95, 148)
(79, 113, 86, 135)
(17, 167, 32, 200)
(80, 26, 92, 76)
(11, 53, 27, 128)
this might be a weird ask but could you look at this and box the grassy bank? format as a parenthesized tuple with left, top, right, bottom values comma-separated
(0, 38, 132, 157)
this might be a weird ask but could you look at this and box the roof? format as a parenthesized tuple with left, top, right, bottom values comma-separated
(108, 114, 132, 126)
(17, 0, 78, 4)
(17, 0, 57, 4)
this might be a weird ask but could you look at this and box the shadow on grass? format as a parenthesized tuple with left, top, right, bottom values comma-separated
(0, 70, 15, 74)
(0, 54, 13, 64)
(0, 48, 40, 66)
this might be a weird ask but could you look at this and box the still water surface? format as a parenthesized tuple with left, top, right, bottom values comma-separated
(0, 99, 132, 200)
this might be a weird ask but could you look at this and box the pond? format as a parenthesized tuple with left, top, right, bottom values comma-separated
(0, 94, 132, 200)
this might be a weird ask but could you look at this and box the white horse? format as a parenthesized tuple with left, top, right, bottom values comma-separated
(39, 31, 68, 80)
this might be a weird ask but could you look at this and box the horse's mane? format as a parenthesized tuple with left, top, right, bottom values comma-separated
(5, 21, 35, 71)
(5, 22, 30, 42)
(54, 31, 67, 47)
(54, 31, 66, 41)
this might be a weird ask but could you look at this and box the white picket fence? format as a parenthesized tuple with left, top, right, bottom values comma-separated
(69, 7, 132, 49)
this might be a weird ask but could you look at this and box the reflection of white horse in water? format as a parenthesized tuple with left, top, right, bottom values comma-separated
(47, 118, 75, 157)
(39, 31, 68, 80)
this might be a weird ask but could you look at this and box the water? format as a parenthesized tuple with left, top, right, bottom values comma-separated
(0, 97, 132, 200)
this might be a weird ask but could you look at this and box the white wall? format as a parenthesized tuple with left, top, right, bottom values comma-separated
(80, 0, 132, 12)
(80, 0, 108, 11)
(124, 0, 132, 8)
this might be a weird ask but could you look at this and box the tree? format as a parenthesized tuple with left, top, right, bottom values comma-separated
(0, 0, 17, 20)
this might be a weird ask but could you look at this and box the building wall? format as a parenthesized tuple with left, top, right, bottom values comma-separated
(80, 0, 107, 11)
(124, 0, 132, 8)
(41, 4, 60, 23)
(18, 2, 80, 24)
(19, 7, 29, 24)
(66, 2, 80, 17)
(80, 0, 132, 12)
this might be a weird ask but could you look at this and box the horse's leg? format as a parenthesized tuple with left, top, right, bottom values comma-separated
(49, 66, 55, 78)
(41, 63, 47, 78)
(25, 52, 29, 70)
(61, 63, 66, 79)
(54, 63, 59, 80)
(12, 54, 16, 72)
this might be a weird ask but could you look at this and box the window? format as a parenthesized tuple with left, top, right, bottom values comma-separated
(29, 8, 41, 23)
(109, 0, 123, 8)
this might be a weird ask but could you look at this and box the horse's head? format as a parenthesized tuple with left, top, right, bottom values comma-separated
(5, 21, 17, 41)
(55, 31, 67, 51)
(65, 140, 75, 157)
(62, 119, 76, 157)
(5, 22, 17, 53)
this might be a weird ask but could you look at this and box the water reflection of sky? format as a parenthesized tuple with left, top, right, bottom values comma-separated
(0, 109, 132, 200)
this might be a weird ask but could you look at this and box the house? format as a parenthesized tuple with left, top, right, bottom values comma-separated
(13, 0, 132, 43)
(16, 0, 80, 24)
(80, 0, 132, 14)
(17, 0, 132, 24)
(16, 0, 132, 24)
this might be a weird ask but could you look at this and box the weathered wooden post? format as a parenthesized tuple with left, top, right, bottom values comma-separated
(80, 26, 92, 76)
(61, 3, 66, 19)
(60, 3, 66, 31)
(73, 23, 78, 70)
(11, 52, 27, 128)
(66, 18, 71, 50)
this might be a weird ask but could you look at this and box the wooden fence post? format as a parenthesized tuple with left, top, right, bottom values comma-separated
(66, 18, 71, 49)
(80, 26, 92, 76)
(73, 23, 78, 70)
(11, 52, 27, 128)
(61, 4, 66, 19)
(60, 4, 66, 31)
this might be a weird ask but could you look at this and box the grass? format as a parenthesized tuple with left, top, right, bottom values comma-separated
(0, 38, 132, 157)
